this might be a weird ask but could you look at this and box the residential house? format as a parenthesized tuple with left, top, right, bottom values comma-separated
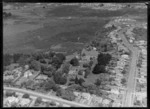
(108, 93, 118, 101)
(90, 95, 103, 106)
(36, 74, 48, 80)
(5, 96, 20, 107)
(18, 98, 31, 107)
(102, 99, 111, 106)
(110, 89, 119, 95)
(24, 70, 33, 78)
(80, 93, 91, 105)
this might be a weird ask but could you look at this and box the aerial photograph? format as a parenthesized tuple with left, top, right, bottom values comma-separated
(3, 2, 147, 107)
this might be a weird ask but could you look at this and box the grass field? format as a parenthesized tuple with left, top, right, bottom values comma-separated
(3, 3, 147, 54)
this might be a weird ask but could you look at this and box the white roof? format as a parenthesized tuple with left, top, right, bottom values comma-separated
(19, 98, 30, 106)
(6, 96, 20, 104)
(102, 99, 111, 105)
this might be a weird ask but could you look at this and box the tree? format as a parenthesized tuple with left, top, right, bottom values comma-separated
(70, 57, 79, 66)
(56, 53, 66, 62)
(29, 60, 41, 71)
(121, 70, 126, 74)
(49, 101, 56, 106)
(5, 91, 16, 97)
(41, 65, 56, 77)
(48, 51, 55, 58)
(39, 59, 47, 64)
(43, 80, 55, 91)
(58, 89, 76, 101)
(84, 68, 90, 78)
(121, 78, 127, 85)
(52, 57, 62, 69)
(78, 70, 83, 75)
(22, 93, 30, 98)
(13, 53, 23, 63)
(92, 64, 106, 74)
(78, 78, 85, 86)
(83, 63, 90, 68)
(3, 54, 13, 66)
(94, 79, 101, 86)
(89, 60, 94, 67)
(53, 71, 67, 85)
(18, 56, 28, 67)
(97, 53, 112, 66)
(62, 63, 70, 74)
(35, 97, 42, 105)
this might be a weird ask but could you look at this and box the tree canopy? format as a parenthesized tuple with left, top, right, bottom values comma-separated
(70, 57, 79, 66)
(92, 64, 106, 74)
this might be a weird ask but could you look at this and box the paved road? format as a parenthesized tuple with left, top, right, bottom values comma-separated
(4, 87, 89, 107)
(117, 27, 139, 107)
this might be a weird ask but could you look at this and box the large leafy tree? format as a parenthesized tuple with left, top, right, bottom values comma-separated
(29, 60, 41, 71)
(53, 71, 67, 85)
(92, 64, 106, 74)
(97, 53, 112, 66)
(56, 88, 76, 101)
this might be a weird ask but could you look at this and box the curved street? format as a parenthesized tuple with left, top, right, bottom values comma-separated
(4, 86, 88, 107)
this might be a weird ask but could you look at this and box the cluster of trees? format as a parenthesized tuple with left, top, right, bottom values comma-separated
(3, 53, 30, 66)
(3, 11, 12, 18)
(3, 51, 66, 73)
(56, 88, 76, 101)
(93, 53, 112, 74)
(53, 70, 67, 85)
